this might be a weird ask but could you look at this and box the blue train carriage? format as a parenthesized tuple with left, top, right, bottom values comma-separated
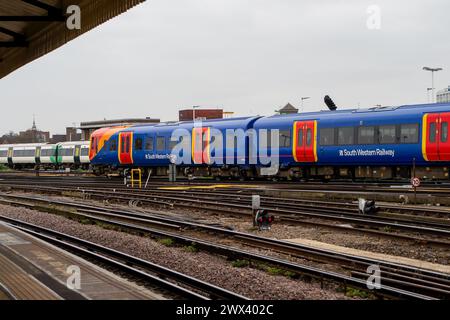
(253, 103, 450, 180)
(89, 117, 261, 178)
(186, 117, 260, 178)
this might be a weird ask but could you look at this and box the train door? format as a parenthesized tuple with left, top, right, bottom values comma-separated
(118, 132, 133, 165)
(439, 112, 450, 161)
(293, 121, 318, 163)
(74, 145, 81, 166)
(7, 147, 13, 167)
(423, 112, 450, 161)
(192, 127, 210, 164)
(89, 136, 98, 160)
(35, 147, 41, 166)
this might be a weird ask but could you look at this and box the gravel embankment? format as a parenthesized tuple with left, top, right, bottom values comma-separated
(0, 204, 351, 300)
(163, 206, 450, 265)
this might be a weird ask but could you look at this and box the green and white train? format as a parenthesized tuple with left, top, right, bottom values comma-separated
(0, 141, 90, 170)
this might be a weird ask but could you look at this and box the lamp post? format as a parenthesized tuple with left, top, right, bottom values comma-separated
(423, 67, 443, 103)
(192, 105, 200, 121)
(301, 97, 310, 110)
(427, 87, 433, 103)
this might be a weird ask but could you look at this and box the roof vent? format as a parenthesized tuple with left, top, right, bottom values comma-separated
(324, 95, 337, 111)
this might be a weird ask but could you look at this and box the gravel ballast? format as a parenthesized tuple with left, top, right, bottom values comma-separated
(0, 204, 351, 300)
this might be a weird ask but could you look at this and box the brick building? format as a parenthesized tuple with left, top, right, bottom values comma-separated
(179, 109, 224, 121)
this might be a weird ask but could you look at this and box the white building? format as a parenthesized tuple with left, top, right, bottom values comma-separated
(437, 86, 450, 103)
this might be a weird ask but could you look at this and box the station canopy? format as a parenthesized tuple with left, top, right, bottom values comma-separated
(0, 0, 145, 79)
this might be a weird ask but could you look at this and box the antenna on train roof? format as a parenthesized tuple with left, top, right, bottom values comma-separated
(324, 95, 337, 111)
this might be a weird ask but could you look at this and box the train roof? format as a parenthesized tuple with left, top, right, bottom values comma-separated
(128, 116, 261, 134)
(258, 103, 450, 124)
(0, 143, 48, 148)
(57, 141, 90, 147)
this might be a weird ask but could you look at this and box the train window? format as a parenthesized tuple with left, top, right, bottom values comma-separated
(121, 137, 125, 153)
(81, 148, 89, 156)
(14, 150, 35, 157)
(145, 137, 154, 151)
(378, 125, 396, 144)
(41, 149, 55, 157)
(0, 150, 7, 157)
(400, 124, 419, 143)
(442, 122, 448, 143)
(62, 148, 73, 157)
(358, 126, 375, 144)
(297, 129, 303, 147)
(110, 139, 117, 151)
(169, 138, 178, 151)
(92, 137, 98, 153)
(135, 138, 143, 151)
(338, 127, 354, 145)
(125, 136, 130, 153)
(306, 129, 312, 146)
(429, 123, 436, 143)
(319, 128, 334, 146)
(279, 130, 291, 148)
(157, 137, 165, 151)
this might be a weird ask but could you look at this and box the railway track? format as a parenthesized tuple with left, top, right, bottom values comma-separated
(0, 194, 448, 299)
(1, 183, 450, 245)
(0, 216, 248, 301)
(2, 174, 450, 196)
(4, 175, 450, 217)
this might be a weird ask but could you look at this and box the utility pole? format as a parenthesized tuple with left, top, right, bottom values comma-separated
(423, 67, 443, 103)
(427, 88, 433, 103)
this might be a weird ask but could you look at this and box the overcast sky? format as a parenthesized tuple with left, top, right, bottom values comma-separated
(1, 0, 449, 134)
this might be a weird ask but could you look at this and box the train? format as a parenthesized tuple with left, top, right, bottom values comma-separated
(88, 103, 450, 180)
(0, 141, 90, 170)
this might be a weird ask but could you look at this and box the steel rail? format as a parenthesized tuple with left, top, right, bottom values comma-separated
(0, 197, 446, 299)
(0, 217, 248, 301)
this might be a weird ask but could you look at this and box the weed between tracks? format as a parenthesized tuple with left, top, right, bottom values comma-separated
(231, 259, 250, 268)
(345, 287, 370, 299)
(158, 238, 175, 247)
(184, 243, 199, 253)
(231, 260, 299, 279)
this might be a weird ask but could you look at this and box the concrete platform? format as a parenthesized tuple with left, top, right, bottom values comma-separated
(285, 237, 450, 274)
(0, 222, 165, 300)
